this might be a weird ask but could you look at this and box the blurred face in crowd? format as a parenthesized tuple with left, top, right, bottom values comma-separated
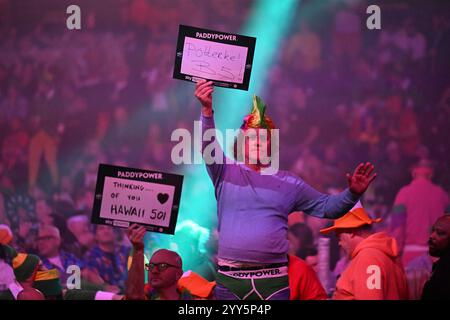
(67, 217, 95, 248)
(37, 226, 61, 258)
(35, 199, 53, 225)
(147, 249, 182, 290)
(95, 225, 116, 245)
(428, 216, 450, 257)
(60, 176, 74, 193)
(68, 218, 90, 237)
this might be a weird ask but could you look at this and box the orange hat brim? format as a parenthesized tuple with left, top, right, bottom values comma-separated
(319, 213, 382, 235)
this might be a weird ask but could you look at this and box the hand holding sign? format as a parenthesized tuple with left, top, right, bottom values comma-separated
(127, 224, 146, 251)
(195, 80, 214, 114)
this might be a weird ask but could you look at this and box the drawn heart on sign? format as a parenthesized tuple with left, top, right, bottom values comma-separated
(157, 193, 169, 204)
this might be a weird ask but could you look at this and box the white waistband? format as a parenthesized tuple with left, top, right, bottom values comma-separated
(218, 266, 288, 279)
(217, 258, 269, 268)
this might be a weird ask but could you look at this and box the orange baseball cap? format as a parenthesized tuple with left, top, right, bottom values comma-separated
(319, 202, 382, 234)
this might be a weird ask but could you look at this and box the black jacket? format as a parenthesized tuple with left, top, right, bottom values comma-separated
(421, 250, 450, 300)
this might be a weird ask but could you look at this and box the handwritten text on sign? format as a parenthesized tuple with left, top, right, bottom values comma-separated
(180, 36, 248, 84)
(99, 176, 174, 228)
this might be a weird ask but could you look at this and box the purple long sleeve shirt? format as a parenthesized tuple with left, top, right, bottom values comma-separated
(201, 114, 360, 264)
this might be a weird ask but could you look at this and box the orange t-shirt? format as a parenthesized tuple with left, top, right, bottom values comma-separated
(288, 255, 328, 300)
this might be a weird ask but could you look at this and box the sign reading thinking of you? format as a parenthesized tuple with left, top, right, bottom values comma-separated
(91, 164, 183, 235)
(173, 25, 256, 91)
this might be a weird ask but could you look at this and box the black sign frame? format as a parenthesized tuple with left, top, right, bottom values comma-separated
(91, 164, 183, 235)
(173, 24, 256, 91)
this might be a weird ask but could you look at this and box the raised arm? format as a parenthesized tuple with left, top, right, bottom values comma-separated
(294, 163, 377, 218)
(195, 80, 227, 185)
(125, 224, 146, 300)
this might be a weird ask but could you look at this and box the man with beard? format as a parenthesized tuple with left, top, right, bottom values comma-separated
(421, 215, 450, 299)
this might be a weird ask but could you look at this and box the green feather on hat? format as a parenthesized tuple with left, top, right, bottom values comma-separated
(242, 95, 275, 130)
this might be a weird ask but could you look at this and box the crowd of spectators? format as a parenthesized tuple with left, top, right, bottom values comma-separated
(1, 0, 449, 298)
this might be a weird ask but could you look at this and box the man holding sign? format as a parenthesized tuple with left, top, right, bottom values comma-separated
(195, 79, 377, 300)
(125, 224, 215, 300)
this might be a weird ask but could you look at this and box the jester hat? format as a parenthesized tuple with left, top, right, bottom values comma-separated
(241, 95, 276, 130)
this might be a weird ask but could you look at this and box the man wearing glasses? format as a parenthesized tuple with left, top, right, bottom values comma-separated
(125, 224, 192, 300)
(37, 225, 85, 284)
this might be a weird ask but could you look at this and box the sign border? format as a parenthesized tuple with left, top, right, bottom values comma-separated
(173, 24, 256, 91)
(91, 163, 183, 235)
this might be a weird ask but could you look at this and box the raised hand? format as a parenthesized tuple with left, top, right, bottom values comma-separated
(346, 162, 377, 196)
(127, 224, 146, 251)
(195, 79, 214, 116)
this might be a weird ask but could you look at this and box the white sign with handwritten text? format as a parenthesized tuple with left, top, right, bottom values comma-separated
(99, 176, 174, 228)
(173, 25, 256, 90)
(180, 36, 248, 84)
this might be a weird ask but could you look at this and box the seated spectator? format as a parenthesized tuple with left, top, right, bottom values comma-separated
(83, 225, 130, 293)
(0, 244, 44, 300)
(49, 211, 82, 257)
(67, 215, 95, 256)
(36, 225, 84, 283)
(35, 198, 54, 226)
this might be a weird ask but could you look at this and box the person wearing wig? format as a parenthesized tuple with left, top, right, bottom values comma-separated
(194, 80, 377, 300)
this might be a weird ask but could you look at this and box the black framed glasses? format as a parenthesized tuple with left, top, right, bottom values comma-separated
(145, 262, 179, 271)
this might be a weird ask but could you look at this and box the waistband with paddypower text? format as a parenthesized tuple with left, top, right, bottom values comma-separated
(218, 266, 288, 279)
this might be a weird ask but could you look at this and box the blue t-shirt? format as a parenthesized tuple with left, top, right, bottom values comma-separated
(201, 114, 359, 264)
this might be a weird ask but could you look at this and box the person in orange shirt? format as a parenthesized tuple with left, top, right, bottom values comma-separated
(288, 254, 327, 300)
(320, 203, 409, 300)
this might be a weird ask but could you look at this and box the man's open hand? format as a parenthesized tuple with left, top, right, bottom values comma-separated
(347, 162, 377, 196)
